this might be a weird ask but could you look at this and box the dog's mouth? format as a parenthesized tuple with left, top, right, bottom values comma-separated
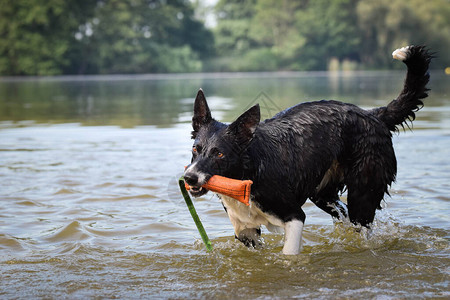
(190, 186, 202, 193)
(188, 185, 208, 197)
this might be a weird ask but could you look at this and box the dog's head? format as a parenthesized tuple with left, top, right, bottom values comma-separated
(184, 89, 260, 197)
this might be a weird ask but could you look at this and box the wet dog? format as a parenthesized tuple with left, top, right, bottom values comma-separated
(184, 46, 432, 254)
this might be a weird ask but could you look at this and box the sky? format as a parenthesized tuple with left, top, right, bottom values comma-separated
(196, 0, 218, 28)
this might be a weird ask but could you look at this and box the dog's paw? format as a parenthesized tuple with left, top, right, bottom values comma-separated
(392, 46, 411, 61)
(237, 228, 263, 249)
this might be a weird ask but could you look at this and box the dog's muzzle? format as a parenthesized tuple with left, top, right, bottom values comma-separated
(184, 172, 208, 197)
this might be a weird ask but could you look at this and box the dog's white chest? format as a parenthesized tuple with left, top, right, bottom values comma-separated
(218, 194, 284, 236)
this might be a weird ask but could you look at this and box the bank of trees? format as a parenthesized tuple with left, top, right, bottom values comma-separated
(0, 0, 213, 75)
(1, 0, 449, 75)
(212, 0, 450, 71)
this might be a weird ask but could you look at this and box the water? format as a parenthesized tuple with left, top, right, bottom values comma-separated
(0, 71, 449, 298)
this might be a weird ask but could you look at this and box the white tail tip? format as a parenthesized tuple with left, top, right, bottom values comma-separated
(392, 46, 411, 61)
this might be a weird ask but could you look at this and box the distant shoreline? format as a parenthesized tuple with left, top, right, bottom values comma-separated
(0, 70, 411, 82)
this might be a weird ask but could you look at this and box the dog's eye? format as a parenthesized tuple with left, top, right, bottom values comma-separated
(192, 146, 197, 154)
(217, 152, 224, 158)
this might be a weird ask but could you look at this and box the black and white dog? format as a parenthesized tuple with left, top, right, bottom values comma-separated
(184, 46, 432, 255)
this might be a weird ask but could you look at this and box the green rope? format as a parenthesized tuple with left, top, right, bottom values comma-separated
(178, 177, 213, 252)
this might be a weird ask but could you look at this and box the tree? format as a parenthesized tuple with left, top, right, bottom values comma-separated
(357, 0, 422, 67)
(67, 0, 215, 74)
(211, 0, 449, 71)
(0, 0, 94, 75)
(0, 0, 214, 75)
(1, 0, 449, 74)
(249, 0, 305, 69)
(212, 0, 361, 71)
(411, 0, 450, 67)
(356, 0, 450, 68)
(295, 0, 360, 70)
(213, 0, 258, 55)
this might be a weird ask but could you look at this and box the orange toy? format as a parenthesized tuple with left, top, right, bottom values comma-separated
(184, 175, 253, 206)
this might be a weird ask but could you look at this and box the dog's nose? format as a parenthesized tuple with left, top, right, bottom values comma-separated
(184, 173, 199, 186)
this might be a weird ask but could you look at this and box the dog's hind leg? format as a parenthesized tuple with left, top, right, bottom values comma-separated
(345, 139, 396, 227)
(346, 188, 383, 227)
(346, 179, 386, 227)
(311, 183, 348, 220)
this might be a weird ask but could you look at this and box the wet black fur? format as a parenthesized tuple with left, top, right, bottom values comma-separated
(185, 46, 432, 228)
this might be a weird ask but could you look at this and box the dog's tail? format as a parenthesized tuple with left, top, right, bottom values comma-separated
(371, 45, 433, 132)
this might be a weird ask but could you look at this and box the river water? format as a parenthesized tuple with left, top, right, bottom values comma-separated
(0, 71, 449, 298)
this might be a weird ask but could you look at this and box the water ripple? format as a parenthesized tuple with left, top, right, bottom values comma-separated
(1, 123, 449, 298)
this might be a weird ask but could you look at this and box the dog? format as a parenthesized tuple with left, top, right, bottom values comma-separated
(184, 45, 432, 255)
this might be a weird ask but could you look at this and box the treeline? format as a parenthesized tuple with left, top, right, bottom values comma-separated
(0, 0, 214, 75)
(0, 0, 449, 75)
(211, 0, 450, 71)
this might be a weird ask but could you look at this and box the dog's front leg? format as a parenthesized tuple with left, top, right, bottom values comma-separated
(237, 228, 262, 248)
(220, 195, 263, 248)
(282, 219, 304, 255)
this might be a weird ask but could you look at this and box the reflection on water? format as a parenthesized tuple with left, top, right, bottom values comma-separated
(1, 71, 449, 127)
(0, 72, 449, 298)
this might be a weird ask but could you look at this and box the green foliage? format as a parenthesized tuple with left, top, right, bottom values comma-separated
(357, 0, 450, 68)
(0, 0, 94, 75)
(0, 0, 449, 75)
(249, 0, 305, 69)
(295, 0, 360, 70)
(357, 0, 422, 67)
(82, 0, 213, 74)
(211, 0, 450, 71)
(0, 0, 213, 75)
(213, 0, 258, 55)
(150, 44, 203, 73)
(210, 0, 363, 71)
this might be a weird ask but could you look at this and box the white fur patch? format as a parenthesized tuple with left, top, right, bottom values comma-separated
(392, 46, 410, 61)
(282, 220, 304, 255)
(220, 194, 305, 255)
(219, 194, 284, 237)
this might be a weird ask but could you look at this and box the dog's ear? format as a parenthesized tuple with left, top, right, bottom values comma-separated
(192, 89, 212, 132)
(227, 104, 260, 143)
